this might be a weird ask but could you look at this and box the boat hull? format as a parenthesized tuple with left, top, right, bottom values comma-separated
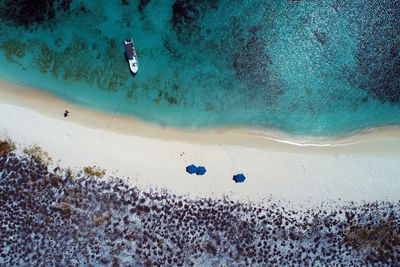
(124, 39, 139, 75)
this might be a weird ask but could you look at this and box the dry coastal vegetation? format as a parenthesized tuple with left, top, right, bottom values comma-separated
(0, 138, 16, 156)
(0, 139, 399, 265)
(23, 144, 52, 165)
(83, 165, 106, 178)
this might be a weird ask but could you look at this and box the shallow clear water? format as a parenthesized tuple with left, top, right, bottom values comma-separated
(0, 0, 399, 136)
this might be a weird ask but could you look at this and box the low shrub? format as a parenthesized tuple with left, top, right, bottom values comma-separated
(0, 138, 16, 156)
(83, 166, 106, 178)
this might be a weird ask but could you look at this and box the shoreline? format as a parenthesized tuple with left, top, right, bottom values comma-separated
(1, 79, 400, 151)
(1, 80, 400, 204)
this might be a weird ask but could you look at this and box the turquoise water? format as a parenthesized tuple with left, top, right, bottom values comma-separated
(0, 0, 399, 136)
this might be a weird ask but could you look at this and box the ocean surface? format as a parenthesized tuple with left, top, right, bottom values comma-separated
(0, 0, 399, 136)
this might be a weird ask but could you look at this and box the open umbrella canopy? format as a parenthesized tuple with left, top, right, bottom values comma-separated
(233, 173, 246, 183)
(186, 164, 197, 174)
(196, 166, 207, 175)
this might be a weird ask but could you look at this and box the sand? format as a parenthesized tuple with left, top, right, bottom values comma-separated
(1, 80, 400, 205)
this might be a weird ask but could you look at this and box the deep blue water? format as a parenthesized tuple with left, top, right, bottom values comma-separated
(0, 0, 399, 136)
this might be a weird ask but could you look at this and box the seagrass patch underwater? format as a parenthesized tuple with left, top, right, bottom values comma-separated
(0, 0, 399, 136)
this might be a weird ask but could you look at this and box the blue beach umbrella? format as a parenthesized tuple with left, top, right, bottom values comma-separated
(233, 173, 246, 183)
(186, 164, 197, 174)
(196, 166, 207, 175)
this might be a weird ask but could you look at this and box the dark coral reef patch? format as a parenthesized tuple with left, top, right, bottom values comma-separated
(138, 0, 151, 13)
(233, 36, 283, 100)
(171, 0, 218, 43)
(347, 1, 400, 104)
(1, 152, 399, 265)
(233, 37, 272, 87)
(0, 0, 73, 29)
(313, 30, 328, 45)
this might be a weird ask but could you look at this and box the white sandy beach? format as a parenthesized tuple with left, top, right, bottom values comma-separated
(1, 80, 400, 205)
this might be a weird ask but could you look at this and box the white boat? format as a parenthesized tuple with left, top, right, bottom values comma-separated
(124, 38, 139, 75)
